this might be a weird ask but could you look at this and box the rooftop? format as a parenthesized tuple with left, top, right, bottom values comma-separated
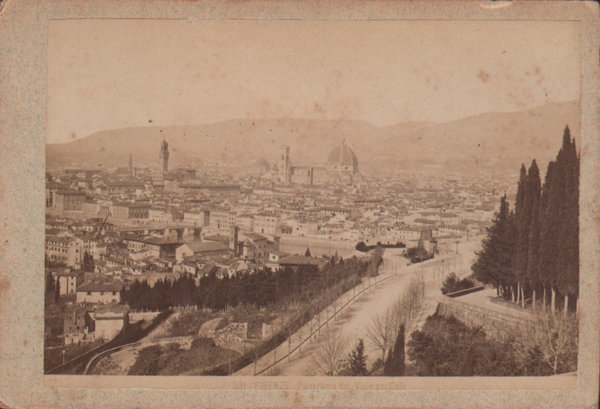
(183, 241, 230, 253)
(77, 280, 123, 293)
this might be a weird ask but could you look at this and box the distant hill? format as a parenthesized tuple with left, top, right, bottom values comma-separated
(46, 100, 579, 175)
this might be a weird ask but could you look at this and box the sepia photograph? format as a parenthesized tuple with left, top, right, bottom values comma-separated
(43, 17, 581, 378)
(0, 1, 598, 408)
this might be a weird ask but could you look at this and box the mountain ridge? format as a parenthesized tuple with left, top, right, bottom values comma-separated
(46, 100, 579, 174)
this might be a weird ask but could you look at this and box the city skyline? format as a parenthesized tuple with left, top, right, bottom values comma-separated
(45, 99, 580, 179)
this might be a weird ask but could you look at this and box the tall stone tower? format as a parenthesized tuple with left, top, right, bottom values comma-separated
(159, 137, 169, 176)
(279, 146, 291, 185)
(129, 153, 134, 177)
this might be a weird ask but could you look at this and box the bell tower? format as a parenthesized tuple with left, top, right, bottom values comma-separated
(159, 137, 169, 176)
(279, 146, 291, 185)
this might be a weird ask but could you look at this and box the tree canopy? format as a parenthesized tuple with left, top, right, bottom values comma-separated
(472, 126, 579, 311)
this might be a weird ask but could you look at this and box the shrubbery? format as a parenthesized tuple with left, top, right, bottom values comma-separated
(440, 273, 476, 295)
(342, 339, 368, 376)
(128, 337, 237, 376)
(405, 245, 433, 263)
(166, 310, 216, 337)
(356, 241, 405, 252)
(406, 312, 577, 376)
(407, 314, 523, 376)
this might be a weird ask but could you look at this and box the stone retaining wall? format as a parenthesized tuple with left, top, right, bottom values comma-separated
(437, 297, 534, 340)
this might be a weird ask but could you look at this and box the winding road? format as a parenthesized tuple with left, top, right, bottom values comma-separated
(236, 239, 481, 376)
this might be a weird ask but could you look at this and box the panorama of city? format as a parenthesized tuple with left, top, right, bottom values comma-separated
(43, 20, 580, 378)
(44, 124, 579, 377)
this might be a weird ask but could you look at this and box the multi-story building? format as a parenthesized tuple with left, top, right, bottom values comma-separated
(175, 241, 232, 263)
(82, 201, 99, 216)
(183, 210, 209, 227)
(148, 207, 172, 224)
(52, 189, 87, 211)
(237, 232, 279, 263)
(45, 235, 83, 267)
(79, 234, 106, 259)
(76, 280, 123, 304)
(235, 214, 254, 233)
(103, 181, 145, 195)
(111, 202, 151, 219)
(210, 210, 235, 235)
(253, 214, 281, 235)
(55, 269, 83, 295)
(122, 237, 181, 259)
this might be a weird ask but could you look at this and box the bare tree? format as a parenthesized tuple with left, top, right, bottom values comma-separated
(311, 329, 348, 376)
(367, 277, 425, 368)
(366, 309, 399, 362)
(391, 278, 424, 324)
(512, 310, 578, 375)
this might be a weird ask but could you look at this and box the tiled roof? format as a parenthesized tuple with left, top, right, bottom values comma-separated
(240, 232, 267, 241)
(184, 241, 230, 253)
(77, 280, 123, 292)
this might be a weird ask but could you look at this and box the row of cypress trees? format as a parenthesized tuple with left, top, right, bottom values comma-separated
(472, 126, 579, 312)
(120, 255, 374, 312)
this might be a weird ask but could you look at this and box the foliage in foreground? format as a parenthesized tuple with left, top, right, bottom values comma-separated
(366, 278, 425, 364)
(165, 309, 218, 337)
(342, 339, 369, 376)
(383, 323, 405, 376)
(406, 312, 577, 376)
(128, 337, 238, 375)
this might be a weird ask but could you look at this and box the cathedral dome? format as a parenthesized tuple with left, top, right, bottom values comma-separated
(327, 140, 358, 173)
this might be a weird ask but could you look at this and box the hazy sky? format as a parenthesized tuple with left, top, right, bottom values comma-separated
(47, 19, 579, 144)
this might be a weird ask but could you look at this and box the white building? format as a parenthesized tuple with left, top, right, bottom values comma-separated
(76, 281, 123, 304)
(92, 310, 129, 341)
(235, 214, 254, 233)
(56, 270, 82, 295)
(183, 211, 207, 227)
(210, 210, 235, 235)
(45, 235, 83, 268)
(253, 214, 281, 235)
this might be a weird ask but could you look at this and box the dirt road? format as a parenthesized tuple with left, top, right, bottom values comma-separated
(266, 239, 481, 375)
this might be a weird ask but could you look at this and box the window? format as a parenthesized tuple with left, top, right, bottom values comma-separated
(87, 291, 91, 296)
(100, 291, 104, 295)
(112, 292, 116, 296)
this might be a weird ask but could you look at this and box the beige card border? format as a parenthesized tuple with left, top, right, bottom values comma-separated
(0, 1, 598, 408)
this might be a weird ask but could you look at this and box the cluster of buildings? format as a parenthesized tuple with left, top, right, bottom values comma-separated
(45, 137, 511, 348)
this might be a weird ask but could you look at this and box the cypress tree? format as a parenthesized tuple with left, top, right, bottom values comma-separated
(346, 339, 368, 376)
(471, 126, 578, 312)
(383, 323, 405, 376)
(539, 126, 579, 312)
(539, 160, 559, 309)
(555, 127, 579, 312)
(526, 160, 542, 308)
(472, 195, 514, 293)
(513, 164, 530, 305)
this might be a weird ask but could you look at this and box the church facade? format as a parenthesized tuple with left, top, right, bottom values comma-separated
(278, 140, 360, 186)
